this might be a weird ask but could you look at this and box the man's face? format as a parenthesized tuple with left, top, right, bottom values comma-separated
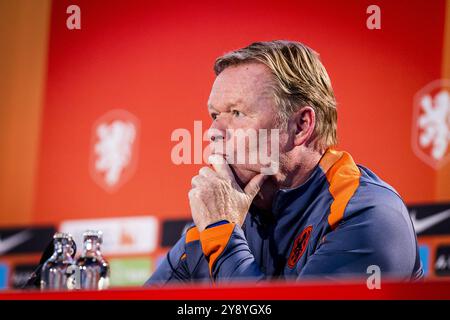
(207, 62, 284, 185)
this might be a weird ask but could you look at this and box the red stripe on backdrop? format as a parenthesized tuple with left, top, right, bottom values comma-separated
(1, 280, 450, 300)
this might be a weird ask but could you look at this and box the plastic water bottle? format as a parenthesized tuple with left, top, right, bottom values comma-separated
(40, 232, 76, 290)
(76, 230, 110, 290)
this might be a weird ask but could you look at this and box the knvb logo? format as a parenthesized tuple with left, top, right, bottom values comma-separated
(287, 226, 313, 269)
(90, 109, 140, 192)
(412, 79, 450, 169)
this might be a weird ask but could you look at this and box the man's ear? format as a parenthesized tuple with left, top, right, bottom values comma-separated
(292, 106, 316, 147)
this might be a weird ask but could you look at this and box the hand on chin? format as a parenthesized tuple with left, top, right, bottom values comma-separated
(229, 164, 260, 188)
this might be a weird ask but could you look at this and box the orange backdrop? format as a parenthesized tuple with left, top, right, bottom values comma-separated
(32, 0, 449, 226)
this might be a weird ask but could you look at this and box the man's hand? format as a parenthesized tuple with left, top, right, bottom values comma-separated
(189, 155, 267, 232)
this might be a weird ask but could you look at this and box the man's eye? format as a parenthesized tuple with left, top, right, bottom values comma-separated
(232, 110, 242, 117)
(210, 113, 218, 120)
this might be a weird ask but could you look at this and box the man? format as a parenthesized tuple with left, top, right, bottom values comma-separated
(146, 40, 423, 285)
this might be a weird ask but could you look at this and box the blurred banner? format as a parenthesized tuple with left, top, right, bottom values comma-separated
(0, 0, 449, 289)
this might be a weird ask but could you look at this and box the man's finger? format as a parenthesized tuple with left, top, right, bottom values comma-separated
(208, 154, 234, 180)
(244, 174, 268, 198)
(191, 175, 208, 188)
(199, 166, 217, 179)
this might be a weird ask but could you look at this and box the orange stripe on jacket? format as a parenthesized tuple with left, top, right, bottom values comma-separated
(185, 226, 200, 243)
(319, 149, 344, 173)
(320, 149, 361, 230)
(200, 223, 235, 276)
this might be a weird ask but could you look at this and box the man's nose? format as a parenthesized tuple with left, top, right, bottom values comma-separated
(207, 127, 225, 142)
(208, 121, 227, 142)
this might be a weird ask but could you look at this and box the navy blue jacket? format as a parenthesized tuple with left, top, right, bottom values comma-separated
(145, 149, 423, 285)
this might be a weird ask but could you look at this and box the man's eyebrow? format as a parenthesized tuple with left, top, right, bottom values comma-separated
(207, 103, 218, 112)
(207, 100, 244, 111)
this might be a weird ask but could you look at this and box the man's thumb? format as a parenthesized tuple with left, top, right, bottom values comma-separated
(244, 174, 268, 198)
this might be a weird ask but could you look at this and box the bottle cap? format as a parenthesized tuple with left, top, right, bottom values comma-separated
(53, 232, 73, 241)
(83, 230, 103, 243)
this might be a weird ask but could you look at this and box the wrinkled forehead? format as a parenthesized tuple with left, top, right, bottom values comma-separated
(208, 62, 276, 112)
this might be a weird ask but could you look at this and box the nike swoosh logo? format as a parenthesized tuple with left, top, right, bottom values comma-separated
(410, 209, 450, 234)
(0, 230, 32, 255)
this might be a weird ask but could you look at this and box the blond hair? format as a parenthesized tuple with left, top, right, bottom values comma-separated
(214, 40, 337, 150)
